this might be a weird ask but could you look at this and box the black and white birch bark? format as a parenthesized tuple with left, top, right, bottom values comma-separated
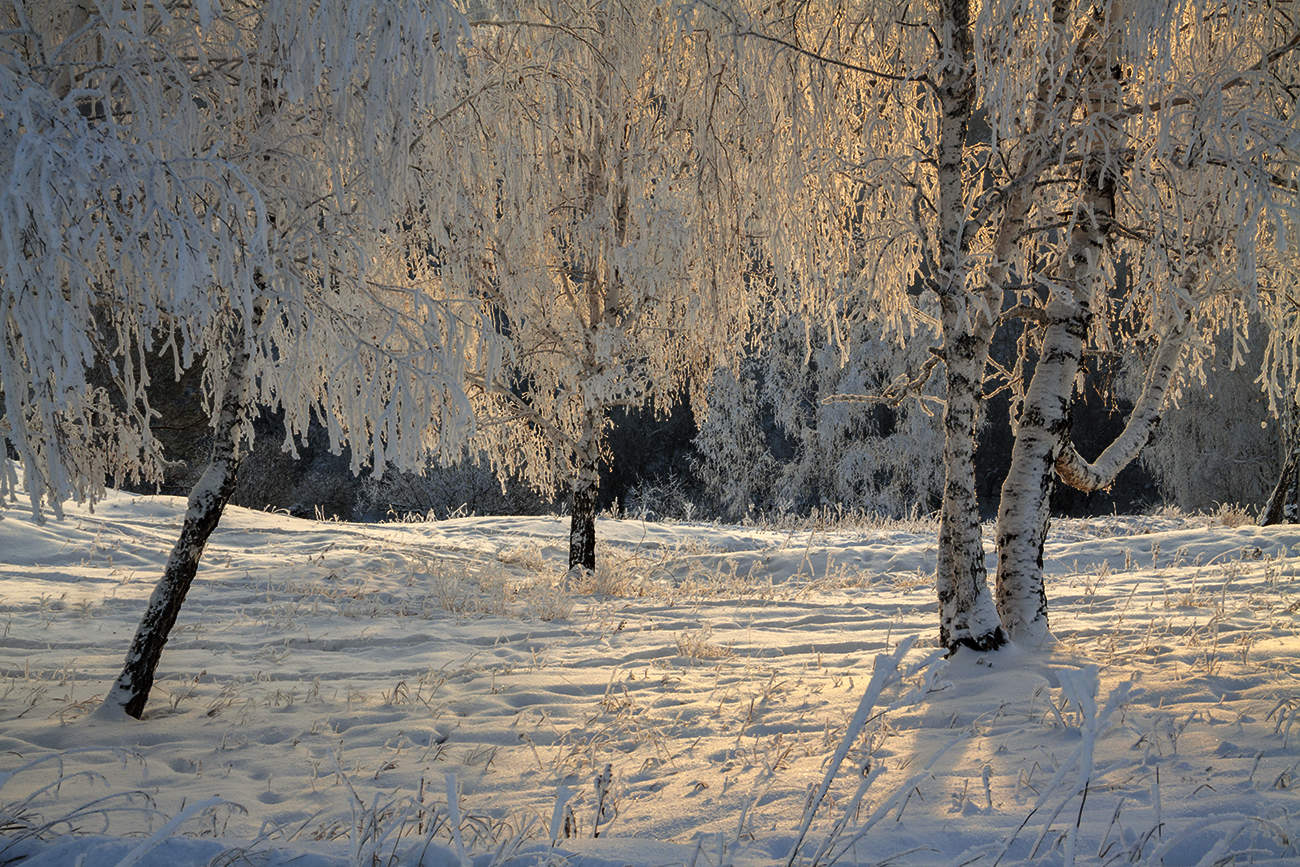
(930, 0, 1076, 650)
(932, 0, 1005, 653)
(1261, 459, 1298, 524)
(993, 180, 1112, 642)
(936, 331, 1005, 651)
(101, 33, 284, 716)
(99, 312, 258, 719)
(565, 48, 624, 576)
(996, 282, 1194, 642)
(1053, 318, 1190, 493)
(993, 3, 1129, 644)
(994, 300, 1091, 643)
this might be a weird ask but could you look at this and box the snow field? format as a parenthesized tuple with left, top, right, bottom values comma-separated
(0, 491, 1297, 864)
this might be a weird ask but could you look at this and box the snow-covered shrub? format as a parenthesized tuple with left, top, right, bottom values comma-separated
(1138, 333, 1281, 513)
(356, 461, 549, 522)
(694, 317, 942, 521)
(622, 473, 701, 522)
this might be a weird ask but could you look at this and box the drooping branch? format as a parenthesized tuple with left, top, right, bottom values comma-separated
(694, 0, 936, 91)
(997, 303, 1051, 326)
(1117, 26, 1300, 120)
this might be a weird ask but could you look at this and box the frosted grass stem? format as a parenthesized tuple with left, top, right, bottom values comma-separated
(784, 635, 914, 867)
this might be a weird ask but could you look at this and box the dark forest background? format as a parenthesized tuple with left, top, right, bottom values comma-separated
(129, 324, 1279, 524)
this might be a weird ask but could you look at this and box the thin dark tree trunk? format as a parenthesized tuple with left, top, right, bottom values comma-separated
(567, 405, 602, 572)
(569, 471, 598, 572)
(99, 316, 254, 719)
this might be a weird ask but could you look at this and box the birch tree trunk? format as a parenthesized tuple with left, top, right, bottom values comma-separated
(102, 31, 282, 715)
(993, 174, 1110, 643)
(99, 314, 256, 719)
(996, 294, 1193, 645)
(565, 47, 622, 576)
(993, 5, 1126, 643)
(568, 410, 602, 572)
(932, 0, 1006, 653)
(936, 335, 1006, 651)
(994, 304, 1090, 642)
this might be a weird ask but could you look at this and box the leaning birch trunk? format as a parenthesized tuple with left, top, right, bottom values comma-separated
(993, 5, 1126, 644)
(999, 311, 1191, 643)
(99, 315, 256, 719)
(994, 303, 1090, 642)
(994, 201, 1110, 642)
(931, 0, 1005, 653)
(101, 19, 284, 718)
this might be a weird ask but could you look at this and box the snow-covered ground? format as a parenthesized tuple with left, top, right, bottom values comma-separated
(1, 490, 1297, 865)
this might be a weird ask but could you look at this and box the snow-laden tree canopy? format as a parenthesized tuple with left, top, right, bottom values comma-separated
(400, 0, 766, 567)
(691, 0, 1300, 647)
(457, 0, 761, 474)
(3, 0, 1297, 657)
(0, 0, 483, 518)
(703, 0, 1297, 392)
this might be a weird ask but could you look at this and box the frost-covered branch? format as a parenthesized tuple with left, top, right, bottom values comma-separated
(822, 349, 944, 408)
(693, 0, 937, 91)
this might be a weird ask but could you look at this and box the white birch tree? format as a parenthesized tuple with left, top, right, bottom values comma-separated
(698, 0, 1065, 651)
(1, 0, 482, 717)
(0, 1, 261, 517)
(993, 1, 1300, 642)
(700, 0, 1299, 650)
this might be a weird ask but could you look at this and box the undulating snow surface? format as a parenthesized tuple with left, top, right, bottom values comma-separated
(1, 491, 1297, 865)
